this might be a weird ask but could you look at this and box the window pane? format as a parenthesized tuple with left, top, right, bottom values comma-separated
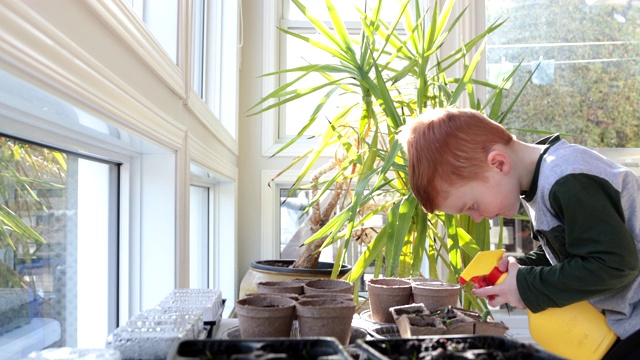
(284, 0, 405, 24)
(279, 188, 311, 257)
(280, 0, 408, 138)
(282, 35, 361, 137)
(0, 136, 118, 355)
(278, 187, 385, 266)
(191, 0, 206, 98)
(486, 0, 640, 147)
(126, 0, 179, 64)
(189, 185, 209, 288)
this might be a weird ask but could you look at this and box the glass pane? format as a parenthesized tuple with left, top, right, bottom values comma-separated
(486, 0, 640, 147)
(279, 188, 311, 257)
(0, 136, 118, 354)
(282, 35, 361, 138)
(189, 185, 209, 288)
(279, 187, 386, 266)
(281, 0, 408, 138)
(191, 0, 206, 98)
(285, 0, 406, 24)
(130, 0, 179, 64)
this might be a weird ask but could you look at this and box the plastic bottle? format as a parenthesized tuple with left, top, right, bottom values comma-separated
(459, 249, 618, 360)
(525, 301, 617, 360)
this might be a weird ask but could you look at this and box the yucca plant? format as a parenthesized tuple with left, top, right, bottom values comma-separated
(251, 0, 533, 312)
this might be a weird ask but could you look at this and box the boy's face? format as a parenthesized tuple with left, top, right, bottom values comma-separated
(436, 170, 522, 222)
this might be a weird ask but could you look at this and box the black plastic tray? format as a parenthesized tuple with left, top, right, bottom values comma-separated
(356, 335, 564, 360)
(168, 338, 352, 359)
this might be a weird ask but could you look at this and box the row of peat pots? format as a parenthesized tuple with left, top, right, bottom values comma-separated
(166, 277, 563, 359)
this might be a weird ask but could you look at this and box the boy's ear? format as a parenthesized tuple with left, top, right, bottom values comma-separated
(487, 150, 510, 174)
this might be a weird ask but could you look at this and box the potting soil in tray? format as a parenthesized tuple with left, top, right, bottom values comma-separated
(357, 335, 565, 360)
(168, 338, 352, 359)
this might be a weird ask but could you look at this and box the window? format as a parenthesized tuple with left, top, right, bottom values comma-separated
(0, 68, 176, 356)
(190, 164, 235, 316)
(189, 184, 210, 288)
(278, 187, 375, 266)
(485, 0, 640, 148)
(0, 70, 124, 354)
(0, 136, 119, 351)
(191, 0, 207, 99)
(271, 1, 410, 151)
(189, 163, 222, 290)
(202, 0, 240, 137)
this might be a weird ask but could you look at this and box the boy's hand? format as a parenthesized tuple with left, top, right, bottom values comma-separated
(471, 257, 526, 309)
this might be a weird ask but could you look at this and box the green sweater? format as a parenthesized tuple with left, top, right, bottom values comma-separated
(518, 134, 640, 339)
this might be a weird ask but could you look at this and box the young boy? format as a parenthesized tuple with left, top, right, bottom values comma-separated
(400, 107, 640, 358)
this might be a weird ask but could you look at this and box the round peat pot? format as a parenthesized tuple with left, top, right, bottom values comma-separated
(235, 296, 297, 338)
(295, 298, 356, 346)
(366, 278, 412, 324)
(257, 280, 305, 295)
(411, 282, 461, 311)
(299, 293, 354, 302)
(303, 278, 353, 295)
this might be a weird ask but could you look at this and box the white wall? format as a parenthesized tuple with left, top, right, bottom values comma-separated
(237, 0, 311, 279)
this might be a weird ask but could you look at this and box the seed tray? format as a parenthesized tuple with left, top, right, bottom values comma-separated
(356, 335, 564, 360)
(168, 337, 352, 359)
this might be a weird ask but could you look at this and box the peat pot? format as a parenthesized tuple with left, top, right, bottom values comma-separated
(256, 280, 305, 295)
(411, 281, 461, 311)
(366, 278, 412, 324)
(239, 260, 352, 298)
(303, 278, 354, 295)
(234, 296, 297, 338)
(295, 298, 356, 346)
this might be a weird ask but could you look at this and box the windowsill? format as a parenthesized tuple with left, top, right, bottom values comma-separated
(0, 318, 61, 359)
(491, 308, 536, 347)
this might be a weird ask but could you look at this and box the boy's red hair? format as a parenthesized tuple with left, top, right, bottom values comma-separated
(399, 107, 514, 213)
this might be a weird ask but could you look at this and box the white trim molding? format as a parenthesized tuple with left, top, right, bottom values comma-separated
(85, 0, 186, 99)
(0, 1, 186, 151)
(185, 90, 239, 156)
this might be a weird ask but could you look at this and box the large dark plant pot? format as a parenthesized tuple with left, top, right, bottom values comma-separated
(239, 260, 352, 299)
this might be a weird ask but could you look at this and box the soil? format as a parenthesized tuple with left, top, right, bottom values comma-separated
(260, 260, 295, 268)
(362, 337, 562, 360)
(173, 338, 351, 360)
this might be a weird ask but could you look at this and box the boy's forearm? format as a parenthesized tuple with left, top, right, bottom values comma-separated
(516, 245, 551, 267)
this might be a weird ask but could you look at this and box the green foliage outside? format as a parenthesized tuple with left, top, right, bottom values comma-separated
(0, 138, 66, 287)
(486, 0, 640, 148)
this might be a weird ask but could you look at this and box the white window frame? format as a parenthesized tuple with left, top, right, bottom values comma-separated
(189, 163, 238, 310)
